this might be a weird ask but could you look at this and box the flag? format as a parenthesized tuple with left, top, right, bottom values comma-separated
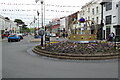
(35, 0, 39, 3)
(30, 22, 32, 25)
(37, 10, 40, 16)
(33, 16, 37, 23)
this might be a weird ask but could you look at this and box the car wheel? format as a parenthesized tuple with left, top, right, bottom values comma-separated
(8, 39, 10, 42)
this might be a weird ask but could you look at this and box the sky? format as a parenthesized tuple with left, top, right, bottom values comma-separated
(0, 0, 92, 27)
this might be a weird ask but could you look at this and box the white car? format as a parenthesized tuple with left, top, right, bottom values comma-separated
(50, 33, 56, 37)
(17, 33, 24, 39)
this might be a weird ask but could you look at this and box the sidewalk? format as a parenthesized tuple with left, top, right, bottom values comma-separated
(0, 38, 7, 42)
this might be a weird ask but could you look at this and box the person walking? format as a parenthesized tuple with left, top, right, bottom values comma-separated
(110, 32, 115, 42)
(62, 32, 65, 38)
(65, 32, 68, 38)
(56, 33, 59, 40)
(107, 32, 115, 42)
(1, 34, 4, 39)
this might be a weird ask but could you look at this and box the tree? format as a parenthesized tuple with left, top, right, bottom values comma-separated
(14, 19, 24, 25)
(5, 17, 10, 20)
(22, 27, 30, 33)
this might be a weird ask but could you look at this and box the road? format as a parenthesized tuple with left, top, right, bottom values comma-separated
(2, 35, 118, 78)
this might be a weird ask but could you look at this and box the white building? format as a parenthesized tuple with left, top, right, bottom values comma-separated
(78, 0, 102, 25)
(60, 17, 66, 29)
(0, 15, 18, 35)
(77, 0, 103, 39)
(101, 0, 120, 39)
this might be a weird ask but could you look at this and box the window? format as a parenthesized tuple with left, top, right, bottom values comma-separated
(88, 8, 90, 13)
(96, 17, 99, 24)
(92, 18, 94, 21)
(92, 8, 94, 15)
(106, 2, 112, 11)
(83, 11, 85, 15)
(116, 28, 120, 36)
(96, 7, 99, 14)
(106, 26, 111, 38)
(106, 15, 112, 25)
(88, 16, 90, 20)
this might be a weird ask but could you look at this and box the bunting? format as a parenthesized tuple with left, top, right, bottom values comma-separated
(35, 0, 39, 3)
(1, 12, 65, 17)
(0, 2, 81, 8)
(1, 9, 74, 13)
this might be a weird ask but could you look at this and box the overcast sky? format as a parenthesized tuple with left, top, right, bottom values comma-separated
(0, 0, 92, 26)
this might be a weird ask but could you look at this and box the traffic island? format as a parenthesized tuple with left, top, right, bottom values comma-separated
(32, 41, 120, 60)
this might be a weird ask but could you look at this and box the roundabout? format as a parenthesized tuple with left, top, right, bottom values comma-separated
(32, 41, 120, 60)
(32, 18, 120, 60)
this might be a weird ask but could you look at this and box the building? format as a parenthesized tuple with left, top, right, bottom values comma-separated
(60, 17, 67, 36)
(67, 11, 79, 35)
(45, 18, 60, 36)
(78, 0, 102, 40)
(51, 18, 60, 36)
(79, 0, 102, 24)
(100, 0, 120, 39)
(0, 15, 18, 36)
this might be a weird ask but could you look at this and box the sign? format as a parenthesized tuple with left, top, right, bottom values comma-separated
(45, 35, 50, 41)
(38, 29, 45, 36)
(45, 31, 50, 41)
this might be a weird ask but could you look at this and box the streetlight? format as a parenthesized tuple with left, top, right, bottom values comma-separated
(37, 10, 40, 34)
(35, 0, 44, 47)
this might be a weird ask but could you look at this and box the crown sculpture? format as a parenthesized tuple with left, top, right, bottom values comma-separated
(68, 18, 97, 43)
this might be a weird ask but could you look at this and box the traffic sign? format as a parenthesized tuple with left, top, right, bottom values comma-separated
(38, 29, 45, 36)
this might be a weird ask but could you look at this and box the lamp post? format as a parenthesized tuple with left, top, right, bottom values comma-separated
(41, 0, 44, 47)
(35, 0, 44, 47)
(37, 10, 40, 34)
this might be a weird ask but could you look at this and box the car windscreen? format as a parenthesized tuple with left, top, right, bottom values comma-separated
(10, 35, 16, 37)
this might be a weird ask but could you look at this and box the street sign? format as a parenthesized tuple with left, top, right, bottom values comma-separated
(45, 35, 50, 41)
(38, 29, 45, 36)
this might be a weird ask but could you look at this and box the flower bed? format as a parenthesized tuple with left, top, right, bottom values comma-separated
(36, 41, 120, 55)
(33, 41, 120, 60)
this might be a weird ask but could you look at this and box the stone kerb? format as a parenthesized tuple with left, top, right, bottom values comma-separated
(32, 47, 119, 60)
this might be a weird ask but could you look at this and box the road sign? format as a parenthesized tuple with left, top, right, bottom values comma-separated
(38, 29, 45, 36)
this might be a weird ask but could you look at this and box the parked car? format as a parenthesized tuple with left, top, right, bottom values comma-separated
(17, 34, 23, 39)
(8, 34, 20, 42)
(50, 33, 56, 37)
(34, 35, 40, 38)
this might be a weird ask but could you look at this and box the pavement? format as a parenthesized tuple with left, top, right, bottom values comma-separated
(2, 35, 118, 78)
(0, 38, 7, 42)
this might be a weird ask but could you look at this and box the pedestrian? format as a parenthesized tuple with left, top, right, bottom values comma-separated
(56, 33, 59, 40)
(1, 34, 4, 39)
(107, 32, 115, 42)
(110, 32, 115, 42)
(63, 32, 65, 38)
(65, 32, 68, 38)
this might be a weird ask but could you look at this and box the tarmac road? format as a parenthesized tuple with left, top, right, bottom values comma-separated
(2, 35, 118, 78)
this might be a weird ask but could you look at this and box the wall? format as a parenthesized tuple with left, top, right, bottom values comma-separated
(118, 1, 120, 25)
(0, 15, 18, 34)
(79, 0, 102, 25)
(103, 0, 120, 39)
